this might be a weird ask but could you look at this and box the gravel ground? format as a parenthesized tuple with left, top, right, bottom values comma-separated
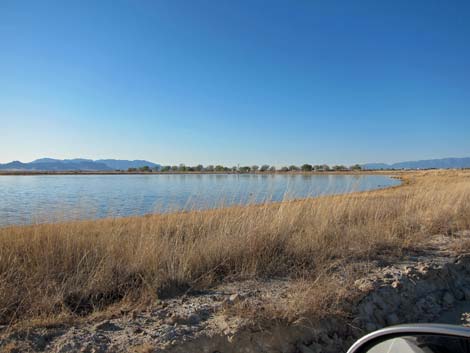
(2, 231, 470, 353)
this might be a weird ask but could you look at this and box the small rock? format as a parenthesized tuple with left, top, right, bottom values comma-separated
(133, 327, 144, 334)
(417, 264, 429, 274)
(229, 293, 243, 304)
(92, 333, 110, 344)
(404, 266, 413, 274)
(187, 313, 201, 325)
(391, 280, 401, 289)
(461, 312, 470, 327)
(223, 293, 246, 306)
(94, 321, 121, 332)
(166, 313, 201, 325)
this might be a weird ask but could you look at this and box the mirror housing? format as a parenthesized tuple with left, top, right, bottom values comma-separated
(347, 324, 470, 353)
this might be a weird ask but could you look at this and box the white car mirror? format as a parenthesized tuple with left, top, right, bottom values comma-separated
(347, 324, 470, 353)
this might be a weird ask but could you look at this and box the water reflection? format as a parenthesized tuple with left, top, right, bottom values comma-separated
(0, 174, 400, 226)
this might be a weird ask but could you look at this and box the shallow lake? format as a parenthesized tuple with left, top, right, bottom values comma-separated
(0, 174, 400, 226)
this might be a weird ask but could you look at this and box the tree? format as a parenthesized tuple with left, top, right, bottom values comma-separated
(239, 166, 251, 173)
(205, 165, 214, 172)
(289, 165, 300, 171)
(178, 164, 187, 172)
(350, 164, 362, 171)
(280, 166, 289, 172)
(231, 166, 238, 172)
(269, 166, 276, 172)
(195, 164, 204, 171)
(332, 165, 347, 171)
(314, 164, 330, 171)
(301, 164, 313, 172)
(128, 167, 137, 172)
(215, 165, 225, 172)
(139, 165, 151, 172)
(260, 164, 270, 172)
(171, 165, 178, 171)
(161, 165, 171, 172)
(251, 165, 259, 172)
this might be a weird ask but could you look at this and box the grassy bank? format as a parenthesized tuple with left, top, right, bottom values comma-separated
(1, 170, 470, 326)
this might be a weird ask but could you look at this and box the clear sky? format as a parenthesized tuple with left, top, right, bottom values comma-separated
(1, 0, 469, 166)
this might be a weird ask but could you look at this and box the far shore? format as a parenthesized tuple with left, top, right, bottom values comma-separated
(0, 169, 410, 176)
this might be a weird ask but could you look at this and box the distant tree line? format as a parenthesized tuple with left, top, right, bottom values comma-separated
(127, 163, 363, 173)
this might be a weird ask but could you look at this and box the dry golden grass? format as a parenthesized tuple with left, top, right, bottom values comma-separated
(1, 170, 470, 325)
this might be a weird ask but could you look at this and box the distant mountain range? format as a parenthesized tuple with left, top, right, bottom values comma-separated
(1, 157, 469, 171)
(0, 158, 160, 171)
(363, 157, 470, 170)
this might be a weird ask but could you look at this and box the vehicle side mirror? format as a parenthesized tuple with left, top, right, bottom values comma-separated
(347, 324, 470, 353)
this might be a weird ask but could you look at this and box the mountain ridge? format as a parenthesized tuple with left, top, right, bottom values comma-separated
(0, 158, 160, 171)
(363, 157, 470, 170)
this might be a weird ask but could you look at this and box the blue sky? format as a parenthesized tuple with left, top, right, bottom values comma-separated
(1, 0, 469, 166)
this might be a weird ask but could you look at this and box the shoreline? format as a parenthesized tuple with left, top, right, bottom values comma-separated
(0, 170, 408, 176)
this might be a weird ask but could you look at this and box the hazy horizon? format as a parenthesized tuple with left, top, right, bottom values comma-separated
(3, 155, 470, 169)
(1, 1, 469, 165)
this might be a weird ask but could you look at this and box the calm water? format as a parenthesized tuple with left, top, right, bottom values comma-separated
(0, 174, 400, 226)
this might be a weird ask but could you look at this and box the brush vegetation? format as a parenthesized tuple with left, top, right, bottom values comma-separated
(1, 170, 470, 325)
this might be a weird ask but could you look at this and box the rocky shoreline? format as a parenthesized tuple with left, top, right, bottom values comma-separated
(2, 231, 470, 353)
